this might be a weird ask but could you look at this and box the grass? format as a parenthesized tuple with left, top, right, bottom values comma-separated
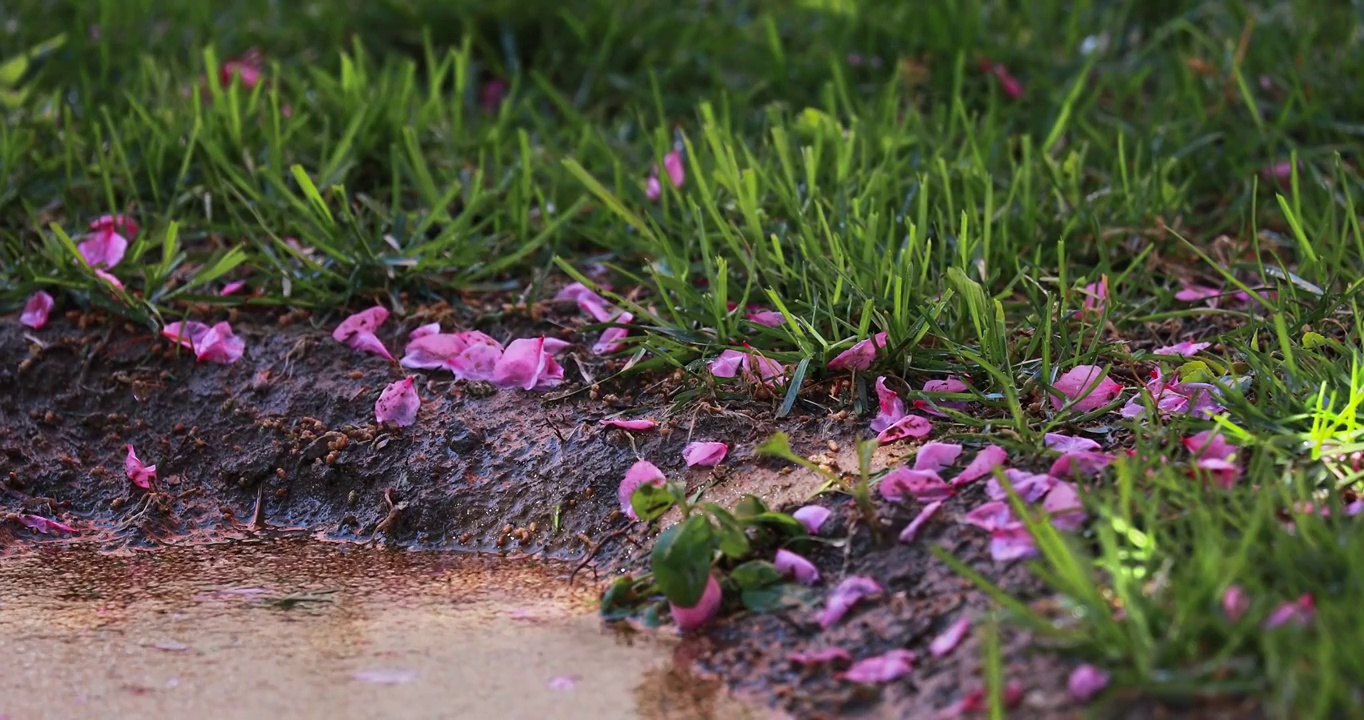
(4, 0, 1364, 716)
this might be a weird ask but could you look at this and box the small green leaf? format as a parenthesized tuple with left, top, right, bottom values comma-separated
(741, 584, 818, 613)
(1177, 360, 1213, 384)
(730, 560, 782, 590)
(651, 515, 715, 607)
(631, 483, 676, 522)
(735, 494, 768, 520)
(752, 511, 808, 537)
(703, 503, 751, 559)
(1303, 332, 1329, 350)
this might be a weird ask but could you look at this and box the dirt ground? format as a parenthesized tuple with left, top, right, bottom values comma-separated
(0, 303, 1251, 719)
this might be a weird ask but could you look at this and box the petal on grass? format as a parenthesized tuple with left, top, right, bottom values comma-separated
(1262, 594, 1315, 629)
(220, 280, 247, 296)
(818, 576, 883, 629)
(1222, 585, 1250, 623)
(792, 505, 831, 534)
(1175, 285, 1221, 303)
(870, 376, 906, 432)
(842, 649, 916, 684)
(20, 291, 55, 329)
(1154, 340, 1212, 356)
(929, 617, 970, 657)
(899, 500, 943, 544)
(125, 444, 156, 490)
(828, 332, 888, 371)
(774, 549, 821, 585)
(1067, 664, 1110, 702)
(1051, 365, 1123, 412)
(592, 312, 633, 355)
(662, 150, 686, 188)
(670, 574, 721, 632)
(77, 226, 129, 269)
(375, 377, 420, 427)
(618, 460, 666, 521)
(1049, 451, 1114, 479)
(1044, 432, 1101, 453)
(682, 441, 728, 467)
(708, 349, 746, 379)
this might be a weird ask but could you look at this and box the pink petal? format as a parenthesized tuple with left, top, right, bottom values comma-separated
(1049, 451, 1114, 479)
(662, 150, 686, 188)
(1081, 278, 1108, 313)
(618, 460, 666, 521)
(923, 377, 969, 394)
(789, 647, 852, 666)
(1051, 365, 1123, 412)
(579, 296, 615, 323)
(929, 617, 970, 657)
(20, 291, 55, 329)
(194, 322, 245, 364)
(913, 442, 963, 473)
(645, 174, 663, 200)
(950, 445, 1009, 485)
(332, 306, 389, 343)
(745, 309, 785, 327)
(818, 576, 883, 628)
(948, 682, 1025, 716)
(1044, 432, 1102, 453)
(1260, 161, 1296, 183)
(1184, 431, 1237, 463)
(125, 444, 156, 489)
(744, 349, 787, 385)
(1175, 285, 1221, 302)
(375, 377, 420, 427)
(981, 60, 1024, 98)
(842, 649, 916, 684)
(1042, 481, 1087, 531)
(828, 332, 888, 371)
(77, 227, 129, 269)
(774, 548, 821, 585)
(449, 342, 503, 383)
(352, 668, 417, 685)
(961, 501, 1015, 532)
(876, 415, 933, 444)
(792, 505, 831, 534)
(670, 574, 721, 632)
(1067, 664, 1110, 702)
(94, 269, 124, 289)
(915, 376, 970, 416)
(989, 525, 1037, 561)
(986, 469, 1057, 503)
(479, 77, 508, 113)
(708, 349, 746, 379)
(401, 333, 466, 369)
(1154, 340, 1212, 356)
(220, 280, 247, 296)
(601, 418, 657, 431)
(554, 282, 609, 305)
(682, 441, 728, 467)
(1223, 585, 1250, 622)
(409, 322, 441, 340)
(542, 337, 572, 356)
(546, 675, 578, 691)
(90, 213, 139, 237)
(344, 331, 394, 362)
(1262, 594, 1314, 629)
(492, 337, 563, 390)
(899, 500, 943, 544)
(591, 312, 633, 355)
(16, 514, 78, 535)
(162, 320, 212, 350)
(219, 51, 265, 90)
(880, 468, 953, 503)
(870, 376, 906, 432)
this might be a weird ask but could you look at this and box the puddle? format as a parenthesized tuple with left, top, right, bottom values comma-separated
(0, 539, 768, 720)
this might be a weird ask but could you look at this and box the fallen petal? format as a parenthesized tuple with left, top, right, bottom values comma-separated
(961, 501, 1014, 532)
(989, 525, 1037, 561)
(987, 469, 1057, 503)
(708, 349, 746, 379)
(195, 322, 245, 364)
(16, 514, 78, 535)
(409, 322, 442, 340)
(546, 675, 578, 691)
(662, 150, 686, 189)
(870, 376, 906, 432)
(1044, 432, 1101, 453)
(20, 291, 55, 329)
(899, 500, 943, 544)
(125, 444, 156, 489)
(600, 418, 657, 431)
(1051, 365, 1123, 412)
(876, 414, 933, 444)
(880, 468, 953, 503)
(929, 617, 970, 657)
(842, 649, 916, 683)
(333, 306, 389, 343)
(77, 226, 129, 269)
(1154, 340, 1212, 356)
(746, 309, 785, 327)
(682, 441, 729, 467)
(94, 269, 124, 290)
(352, 668, 418, 685)
(789, 647, 852, 666)
(1175, 285, 1222, 302)
(774, 548, 821, 585)
(375, 377, 420, 427)
(1222, 585, 1250, 623)
(343, 330, 394, 362)
(162, 320, 212, 350)
(913, 442, 963, 473)
(792, 505, 831, 534)
(618, 460, 666, 521)
(1067, 664, 1110, 702)
(950, 445, 1008, 485)
(1049, 451, 1114, 479)
(1262, 593, 1315, 629)
(220, 280, 247, 296)
(828, 332, 888, 371)
(1042, 481, 1087, 531)
(592, 312, 633, 355)
(818, 576, 882, 628)
(670, 574, 721, 632)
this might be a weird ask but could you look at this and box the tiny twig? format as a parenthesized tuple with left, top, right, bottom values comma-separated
(568, 527, 632, 585)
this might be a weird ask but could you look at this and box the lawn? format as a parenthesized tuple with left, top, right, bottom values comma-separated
(3, 0, 1363, 717)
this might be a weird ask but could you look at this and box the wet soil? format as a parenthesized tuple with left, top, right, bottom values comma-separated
(0, 308, 1178, 718)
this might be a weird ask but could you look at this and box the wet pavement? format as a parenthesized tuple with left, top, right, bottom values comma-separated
(0, 538, 768, 720)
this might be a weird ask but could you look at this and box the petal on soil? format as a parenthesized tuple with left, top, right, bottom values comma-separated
(1154, 340, 1212, 356)
(792, 505, 831, 534)
(1081, 277, 1107, 314)
(162, 320, 212, 350)
(491, 337, 563, 390)
(451, 343, 504, 383)
(682, 441, 728, 467)
(670, 574, 722, 632)
(401, 333, 467, 369)
(879, 468, 953, 503)
(928, 617, 970, 657)
(332, 306, 389, 342)
(789, 647, 852, 666)
(352, 668, 418, 685)
(1044, 432, 1101, 453)
(220, 280, 247, 296)
(1042, 481, 1087, 531)
(1067, 664, 1110, 702)
(125, 444, 156, 489)
(1223, 585, 1250, 622)
(818, 576, 883, 629)
(16, 514, 78, 535)
(375, 377, 420, 427)
(828, 332, 888, 371)
(618, 460, 666, 521)
(989, 525, 1038, 562)
(1262, 594, 1315, 629)
(876, 415, 933, 444)
(195, 322, 245, 364)
(899, 500, 943, 544)
(986, 469, 1057, 503)
(592, 312, 633, 355)
(1049, 451, 1114, 479)
(774, 549, 821, 585)
(950, 445, 1008, 485)
(600, 418, 657, 431)
(708, 349, 746, 379)
(870, 376, 906, 432)
(409, 322, 441, 340)
(20, 291, 55, 329)
(961, 501, 1014, 531)
(344, 331, 394, 362)
(554, 282, 608, 305)
(546, 675, 578, 691)
(1051, 365, 1123, 412)
(913, 442, 963, 473)
(842, 649, 916, 683)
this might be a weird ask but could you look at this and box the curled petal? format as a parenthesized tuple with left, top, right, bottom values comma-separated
(195, 322, 246, 364)
(818, 576, 883, 628)
(409, 322, 442, 340)
(913, 442, 962, 473)
(492, 337, 563, 390)
(333, 306, 389, 342)
(828, 332, 888, 371)
(375, 377, 420, 427)
(601, 418, 657, 431)
(20, 291, 55, 329)
(1051, 365, 1123, 412)
(989, 525, 1037, 561)
(950, 445, 1008, 486)
(618, 460, 666, 520)
(592, 312, 633, 355)
(876, 414, 933, 444)
(670, 574, 721, 632)
(899, 500, 943, 544)
(682, 441, 728, 467)
(774, 549, 821, 585)
(792, 505, 830, 534)
(880, 468, 953, 503)
(929, 617, 970, 657)
(125, 444, 156, 489)
(842, 649, 916, 684)
(94, 269, 124, 289)
(708, 349, 746, 379)
(870, 376, 906, 432)
(16, 514, 77, 535)
(344, 331, 394, 362)
(220, 280, 247, 296)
